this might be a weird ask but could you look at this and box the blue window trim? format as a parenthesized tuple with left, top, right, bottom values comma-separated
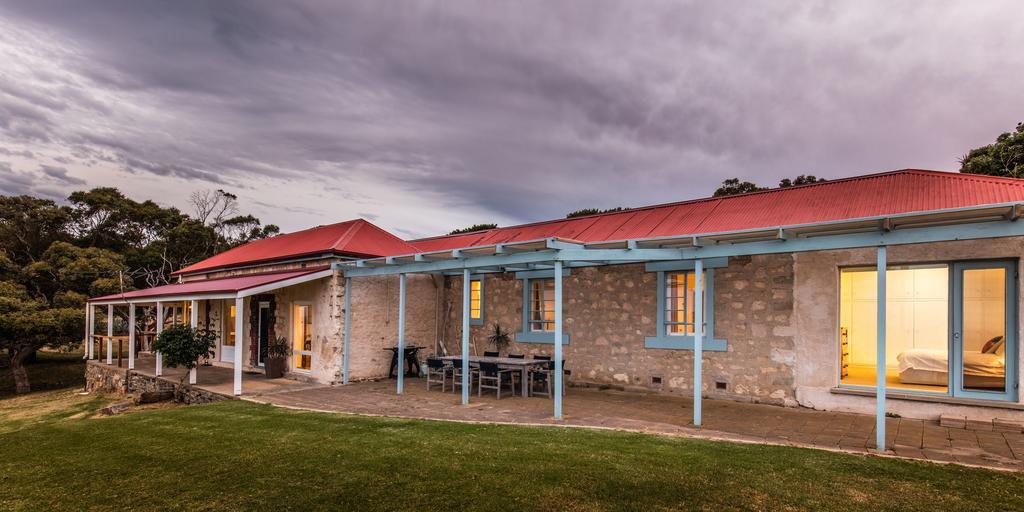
(516, 275, 569, 345)
(644, 269, 727, 351)
(469, 277, 484, 326)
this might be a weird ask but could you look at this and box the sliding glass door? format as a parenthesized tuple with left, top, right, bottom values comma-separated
(839, 260, 1017, 402)
(952, 261, 1017, 401)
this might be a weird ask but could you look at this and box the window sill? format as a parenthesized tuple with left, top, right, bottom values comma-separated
(830, 386, 1024, 410)
(644, 336, 727, 351)
(515, 331, 570, 344)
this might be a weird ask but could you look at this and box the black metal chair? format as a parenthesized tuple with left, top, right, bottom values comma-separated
(478, 361, 515, 399)
(425, 357, 449, 392)
(483, 351, 500, 357)
(529, 359, 566, 398)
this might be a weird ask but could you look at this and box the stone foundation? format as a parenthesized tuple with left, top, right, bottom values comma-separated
(85, 361, 229, 405)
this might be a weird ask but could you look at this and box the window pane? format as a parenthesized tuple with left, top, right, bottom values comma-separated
(961, 268, 1006, 392)
(470, 280, 482, 319)
(293, 305, 312, 370)
(224, 304, 236, 346)
(838, 266, 949, 393)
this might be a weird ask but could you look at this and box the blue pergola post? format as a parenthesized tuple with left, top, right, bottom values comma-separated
(554, 260, 563, 419)
(397, 273, 406, 395)
(693, 258, 704, 427)
(875, 246, 887, 451)
(343, 276, 351, 385)
(461, 269, 471, 404)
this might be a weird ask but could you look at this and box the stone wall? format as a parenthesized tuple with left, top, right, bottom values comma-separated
(440, 255, 798, 405)
(84, 361, 229, 405)
(343, 274, 441, 380)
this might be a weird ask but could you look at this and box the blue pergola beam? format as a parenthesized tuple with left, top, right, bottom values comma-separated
(396, 273, 406, 395)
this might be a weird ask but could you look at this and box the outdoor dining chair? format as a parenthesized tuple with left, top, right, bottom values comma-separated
(507, 353, 525, 388)
(529, 359, 566, 399)
(449, 358, 476, 393)
(477, 361, 516, 399)
(425, 357, 449, 392)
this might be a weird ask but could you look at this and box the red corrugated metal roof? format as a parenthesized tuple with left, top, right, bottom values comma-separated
(173, 219, 418, 276)
(90, 268, 329, 302)
(408, 169, 1024, 251)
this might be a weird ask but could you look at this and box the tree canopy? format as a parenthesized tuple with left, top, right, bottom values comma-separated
(713, 175, 827, 197)
(960, 122, 1024, 178)
(566, 207, 626, 218)
(448, 223, 498, 235)
(0, 187, 276, 393)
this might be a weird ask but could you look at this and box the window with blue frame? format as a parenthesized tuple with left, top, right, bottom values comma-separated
(469, 278, 483, 325)
(515, 272, 569, 344)
(528, 278, 555, 332)
(645, 264, 726, 351)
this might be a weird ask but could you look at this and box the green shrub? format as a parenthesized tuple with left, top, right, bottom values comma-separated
(152, 325, 216, 372)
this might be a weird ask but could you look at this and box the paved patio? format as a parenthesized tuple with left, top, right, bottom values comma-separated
(248, 377, 1024, 471)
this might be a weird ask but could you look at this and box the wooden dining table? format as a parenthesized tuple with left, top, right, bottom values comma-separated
(439, 355, 549, 398)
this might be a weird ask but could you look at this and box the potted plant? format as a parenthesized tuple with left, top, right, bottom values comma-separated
(486, 322, 511, 355)
(265, 336, 290, 379)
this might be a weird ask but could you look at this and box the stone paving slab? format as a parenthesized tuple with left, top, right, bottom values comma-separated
(248, 378, 1023, 471)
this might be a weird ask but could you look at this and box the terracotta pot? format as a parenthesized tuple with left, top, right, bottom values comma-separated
(265, 356, 287, 379)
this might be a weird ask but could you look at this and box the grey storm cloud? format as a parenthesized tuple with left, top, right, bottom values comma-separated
(0, 1, 1022, 235)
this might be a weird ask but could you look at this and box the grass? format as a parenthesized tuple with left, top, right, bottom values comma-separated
(0, 351, 85, 397)
(0, 390, 1021, 511)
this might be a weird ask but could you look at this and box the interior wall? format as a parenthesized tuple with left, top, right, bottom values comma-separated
(841, 266, 949, 367)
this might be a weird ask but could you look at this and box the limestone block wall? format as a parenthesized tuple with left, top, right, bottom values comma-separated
(440, 255, 797, 405)
(343, 273, 441, 380)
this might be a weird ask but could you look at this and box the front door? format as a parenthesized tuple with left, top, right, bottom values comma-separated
(257, 302, 271, 366)
(952, 261, 1017, 401)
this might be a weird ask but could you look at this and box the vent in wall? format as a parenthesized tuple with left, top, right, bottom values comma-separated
(715, 381, 727, 390)
(651, 376, 663, 386)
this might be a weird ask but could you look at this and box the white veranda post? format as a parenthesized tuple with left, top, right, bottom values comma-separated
(155, 301, 163, 376)
(128, 303, 135, 370)
(106, 304, 113, 364)
(189, 300, 199, 384)
(233, 297, 244, 396)
(86, 304, 94, 359)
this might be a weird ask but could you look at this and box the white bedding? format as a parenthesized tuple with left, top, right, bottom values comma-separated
(897, 349, 1005, 378)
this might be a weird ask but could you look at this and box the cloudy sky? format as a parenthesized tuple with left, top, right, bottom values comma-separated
(1, 1, 1022, 238)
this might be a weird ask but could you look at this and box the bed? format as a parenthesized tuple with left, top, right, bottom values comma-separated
(897, 348, 1006, 389)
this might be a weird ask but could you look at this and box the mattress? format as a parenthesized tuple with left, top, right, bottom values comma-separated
(897, 348, 1006, 388)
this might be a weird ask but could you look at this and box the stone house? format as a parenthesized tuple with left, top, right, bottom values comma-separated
(87, 169, 1024, 445)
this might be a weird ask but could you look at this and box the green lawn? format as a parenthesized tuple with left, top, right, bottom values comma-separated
(0, 390, 1021, 512)
(0, 351, 85, 397)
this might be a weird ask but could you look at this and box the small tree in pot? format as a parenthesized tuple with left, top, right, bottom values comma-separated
(486, 322, 511, 355)
(152, 325, 216, 400)
(265, 336, 290, 379)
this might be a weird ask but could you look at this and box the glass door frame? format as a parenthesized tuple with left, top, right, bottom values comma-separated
(951, 260, 1018, 402)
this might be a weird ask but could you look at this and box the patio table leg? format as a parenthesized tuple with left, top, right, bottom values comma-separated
(521, 367, 528, 397)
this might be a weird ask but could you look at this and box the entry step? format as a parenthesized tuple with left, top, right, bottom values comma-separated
(940, 414, 1024, 433)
